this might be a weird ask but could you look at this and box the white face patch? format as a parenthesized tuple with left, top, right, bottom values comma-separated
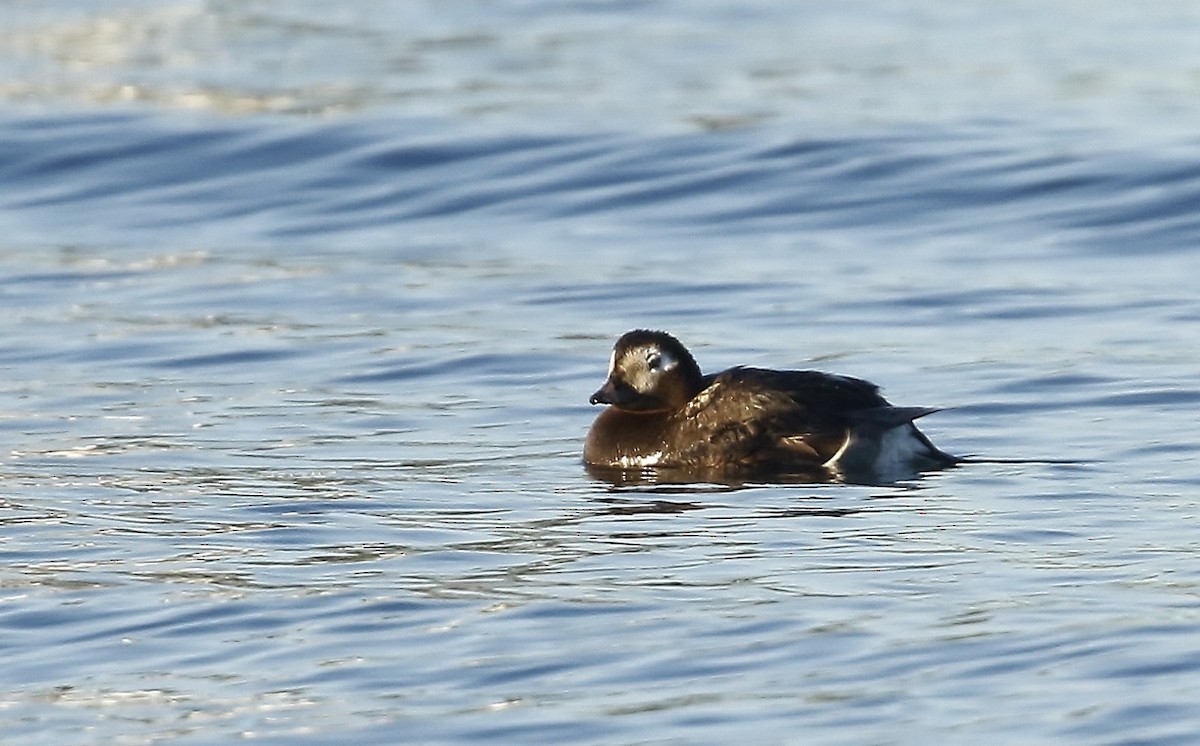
(607, 348, 618, 377)
(645, 346, 677, 373)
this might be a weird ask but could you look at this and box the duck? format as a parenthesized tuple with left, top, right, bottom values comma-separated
(584, 329, 956, 483)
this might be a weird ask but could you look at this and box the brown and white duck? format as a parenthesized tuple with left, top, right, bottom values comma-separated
(584, 329, 956, 482)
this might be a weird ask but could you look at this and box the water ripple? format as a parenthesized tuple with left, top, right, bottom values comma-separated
(5, 113, 1200, 260)
(3, 107, 1200, 743)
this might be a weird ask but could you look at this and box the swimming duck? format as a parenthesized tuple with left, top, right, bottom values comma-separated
(584, 329, 955, 482)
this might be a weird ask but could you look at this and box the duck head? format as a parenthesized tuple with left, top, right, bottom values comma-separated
(589, 330, 704, 412)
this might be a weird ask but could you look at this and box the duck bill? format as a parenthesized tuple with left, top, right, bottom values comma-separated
(589, 379, 626, 406)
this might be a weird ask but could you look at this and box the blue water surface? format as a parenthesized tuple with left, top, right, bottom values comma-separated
(3, 2, 1200, 744)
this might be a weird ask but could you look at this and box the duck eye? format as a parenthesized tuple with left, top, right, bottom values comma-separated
(646, 352, 662, 371)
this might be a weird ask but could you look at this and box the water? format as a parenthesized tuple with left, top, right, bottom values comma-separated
(4, 2, 1200, 744)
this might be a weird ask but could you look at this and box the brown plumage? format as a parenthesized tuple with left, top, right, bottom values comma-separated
(584, 329, 955, 482)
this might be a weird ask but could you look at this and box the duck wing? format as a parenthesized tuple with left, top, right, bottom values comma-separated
(675, 368, 871, 468)
(682, 367, 942, 468)
(720, 367, 890, 410)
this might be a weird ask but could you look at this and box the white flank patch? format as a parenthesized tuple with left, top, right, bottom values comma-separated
(825, 425, 933, 477)
(871, 426, 931, 473)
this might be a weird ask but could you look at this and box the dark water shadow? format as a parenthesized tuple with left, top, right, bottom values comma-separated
(578, 460, 947, 520)
(583, 459, 956, 490)
(955, 456, 1092, 468)
(580, 455, 1093, 518)
(587, 495, 866, 519)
